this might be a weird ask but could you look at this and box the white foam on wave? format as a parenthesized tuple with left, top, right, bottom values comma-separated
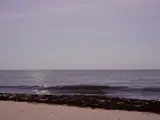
(33, 89, 50, 95)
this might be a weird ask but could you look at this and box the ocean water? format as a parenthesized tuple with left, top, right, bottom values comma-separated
(0, 70, 160, 100)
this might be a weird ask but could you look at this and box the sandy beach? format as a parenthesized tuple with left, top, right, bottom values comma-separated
(0, 101, 159, 120)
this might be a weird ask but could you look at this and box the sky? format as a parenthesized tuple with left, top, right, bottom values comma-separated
(0, 0, 160, 70)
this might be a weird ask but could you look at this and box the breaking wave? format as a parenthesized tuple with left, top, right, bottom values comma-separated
(0, 85, 160, 94)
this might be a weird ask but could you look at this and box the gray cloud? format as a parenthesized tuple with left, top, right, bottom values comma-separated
(0, 0, 160, 69)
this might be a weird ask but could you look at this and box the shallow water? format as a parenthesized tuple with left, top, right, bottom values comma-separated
(0, 70, 160, 100)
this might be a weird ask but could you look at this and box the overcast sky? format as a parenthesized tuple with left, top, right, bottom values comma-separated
(0, 0, 160, 70)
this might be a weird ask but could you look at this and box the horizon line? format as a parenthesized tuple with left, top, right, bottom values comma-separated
(0, 69, 160, 71)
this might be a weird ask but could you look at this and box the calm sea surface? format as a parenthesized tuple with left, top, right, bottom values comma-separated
(0, 70, 160, 100)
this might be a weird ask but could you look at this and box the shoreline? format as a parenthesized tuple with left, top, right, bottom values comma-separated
(0, 93, 160, 114)
(0, 101, 160, 120)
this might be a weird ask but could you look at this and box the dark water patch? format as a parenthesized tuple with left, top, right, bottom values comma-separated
(0, 85, 160, 100)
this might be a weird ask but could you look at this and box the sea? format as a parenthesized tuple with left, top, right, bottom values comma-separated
(0, 70, 160, 100)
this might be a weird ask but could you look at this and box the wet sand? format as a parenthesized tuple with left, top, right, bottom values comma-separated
(0, 101, 160, 120)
